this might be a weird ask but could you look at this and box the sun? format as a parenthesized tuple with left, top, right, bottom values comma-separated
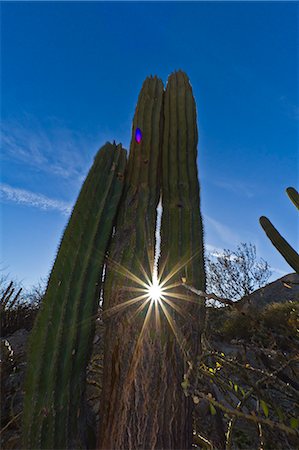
(147, 277, 163, 303)
(102, 252, 202, 363)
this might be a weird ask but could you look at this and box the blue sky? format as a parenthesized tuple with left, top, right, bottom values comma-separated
(1, 1, 298, 288)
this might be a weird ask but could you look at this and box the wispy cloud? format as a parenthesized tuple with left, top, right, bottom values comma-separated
(209, 178, 255, 198)
(1, 115, 111, 180)
(205, 244, 225, 256)
(204, 215, 240, 245)
(205, 244, 241, 261)
(0, 183, 72, 215)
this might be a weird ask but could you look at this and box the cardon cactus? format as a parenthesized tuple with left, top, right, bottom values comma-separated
(23, 70, 206, 450)
(99, 75, 164, 449)
(260, 187, 299, 274)
(161, 70, 205, 304)
(22, 142, 126, 449)
(159, 70, 206, 448)
(99, 71, 206, 449)
(287, 186, 299, 210)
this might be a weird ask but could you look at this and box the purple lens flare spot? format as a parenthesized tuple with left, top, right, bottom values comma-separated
(135, 128, 142, 144)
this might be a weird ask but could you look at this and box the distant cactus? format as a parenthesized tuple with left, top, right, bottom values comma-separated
(260, 187, 299, 274)
(286, 186, 299, 210)
(22, 142, 126, 449)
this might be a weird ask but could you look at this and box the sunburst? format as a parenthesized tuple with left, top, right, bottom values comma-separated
(146, 274, 164, 303)
(103, 249, 201, 331)
(101, 248, 204, 382)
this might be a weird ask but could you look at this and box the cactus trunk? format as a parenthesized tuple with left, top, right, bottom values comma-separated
(22, 142, 126, 449)
(99, 76, 164, 449)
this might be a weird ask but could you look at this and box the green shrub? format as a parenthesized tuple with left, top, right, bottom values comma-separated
(262, 301, 299, 337)
(219, 311, 255, 340)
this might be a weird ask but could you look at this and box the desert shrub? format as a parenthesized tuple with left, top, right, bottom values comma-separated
(1, 304, 39, 337)
(205, 306, 231, 337)
(206, 305, 256, 340)
(0, 279, 40, 337)
(262, 301, 299, 337)
(219, 310, 255, 340)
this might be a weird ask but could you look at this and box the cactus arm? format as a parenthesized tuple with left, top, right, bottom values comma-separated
(259, 216, 299, 274)
(286, 187, 299, 210)
(22, 143, 126, 449)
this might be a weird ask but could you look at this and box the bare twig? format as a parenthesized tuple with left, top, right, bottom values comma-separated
(0, 412, 22, 435)
(182, 283, 235, 307)
(193, 433, 214, 449)
(224, 356, 298, 449)
(199, 393, 297, 436)
(182, 282, 253, 313)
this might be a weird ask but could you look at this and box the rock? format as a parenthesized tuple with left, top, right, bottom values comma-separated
(247, 272, 299, 310)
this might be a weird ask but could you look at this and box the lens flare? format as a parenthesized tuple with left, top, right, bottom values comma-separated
(102, 249, 203, 368)
(147, 276, 163, 303)
(135, 128, 142, 144)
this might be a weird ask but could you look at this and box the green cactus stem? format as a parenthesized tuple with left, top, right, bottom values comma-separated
(260, 186, 299, 274)
(260, 216, 299, 274)
(99, 76, 164, 449)
(22, 142, 126, 449)
(161, 70, 205, 296)
(286, 187, 299, 210)
(159, 70, 206, 448)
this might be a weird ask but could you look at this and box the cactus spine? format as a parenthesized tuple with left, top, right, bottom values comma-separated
(99, 76, 164, 449)
(260, 186, 299, 274)
(22, 142, 126, 449)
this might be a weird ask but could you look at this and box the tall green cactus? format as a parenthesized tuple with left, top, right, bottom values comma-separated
(99, 76, 164, 449)
(161, 70, 205, 296)
(99, 71, 206, 449)
(23, 71, 206, 449)
(22, 142, 126, 449)
(260, 187, 299, 274)
(159, 70, 206, 448)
